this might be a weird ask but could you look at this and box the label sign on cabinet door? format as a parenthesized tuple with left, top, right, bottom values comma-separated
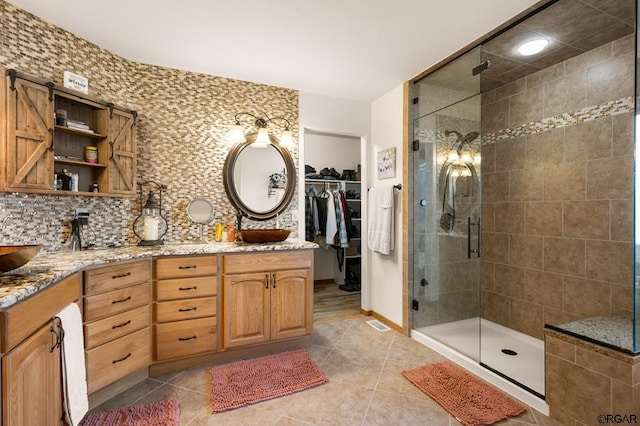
(63, 71, 89, 94)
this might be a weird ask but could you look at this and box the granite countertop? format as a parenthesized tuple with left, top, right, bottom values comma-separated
(546, 311, 636, 354)
(0, 239, 317, 309)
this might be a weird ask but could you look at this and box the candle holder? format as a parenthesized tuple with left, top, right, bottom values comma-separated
(133, 181, 168, 246)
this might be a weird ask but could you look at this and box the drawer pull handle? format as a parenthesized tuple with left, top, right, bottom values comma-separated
(178, 265, 197, 270)
(112, 296, 131, 304)
(178, 307, 197, 312)
(112, 272, 132, 279)
(178, 286, 198, 291)
(112, 320, 131, 329)
(112, 352, 131, 364)
(178, 335, 197, 341)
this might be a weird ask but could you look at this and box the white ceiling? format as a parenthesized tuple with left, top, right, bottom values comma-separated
(7, 0, 540, 101)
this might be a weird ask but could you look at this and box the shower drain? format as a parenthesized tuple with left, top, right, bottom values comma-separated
(501, 349, 518, 356)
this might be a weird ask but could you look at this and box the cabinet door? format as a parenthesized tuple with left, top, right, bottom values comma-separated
(4, 76, 54, 190)
(223, 273, 270, 348)
(107, 108, 137, 194)
(2, 319, 63, 425)
(270, 269, 313, 341)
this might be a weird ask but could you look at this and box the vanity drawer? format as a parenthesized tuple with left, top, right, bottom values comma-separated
(154, 297, 216, 323)
(84, 260, 151, 295)
(86, 327, 151, 394)
(155, 276, 217, 301)
(84, 282, 151, 322)
(154, 317, 217, 361)
(223, 251, 312, 274)
(154, 255, 217, 279)
(84, 305, 150, 349)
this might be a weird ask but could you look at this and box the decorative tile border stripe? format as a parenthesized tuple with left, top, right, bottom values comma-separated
(482, 97, 634, 145)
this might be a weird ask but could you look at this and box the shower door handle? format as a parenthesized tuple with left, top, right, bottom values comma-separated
(467, 218, 481, 258)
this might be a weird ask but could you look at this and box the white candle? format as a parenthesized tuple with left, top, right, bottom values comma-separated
(143, 216, 159, 240)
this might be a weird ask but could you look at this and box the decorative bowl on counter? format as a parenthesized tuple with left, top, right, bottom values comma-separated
(0, 245, 43, 273)
(237, 229, 291, 243)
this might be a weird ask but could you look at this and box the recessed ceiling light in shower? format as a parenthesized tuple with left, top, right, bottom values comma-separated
(516, 39, 549, 56)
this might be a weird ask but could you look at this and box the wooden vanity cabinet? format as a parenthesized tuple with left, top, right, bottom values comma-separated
(222, 251, 313, 349)
(0, 273, 80, 426)
(153, 255, 218, 361)
(83, 260, 152, 394)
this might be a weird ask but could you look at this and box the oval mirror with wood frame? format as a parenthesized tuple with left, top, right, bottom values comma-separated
(223, 132, 296, 221)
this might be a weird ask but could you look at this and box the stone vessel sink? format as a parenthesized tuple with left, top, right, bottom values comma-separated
(237, 229, 291, 243)
(0, 245, 42, 273)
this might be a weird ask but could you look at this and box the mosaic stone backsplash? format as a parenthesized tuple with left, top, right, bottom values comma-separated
(0, 1, 299, 252)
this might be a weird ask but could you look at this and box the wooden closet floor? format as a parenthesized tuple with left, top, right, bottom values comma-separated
(313, 280, 362, 322)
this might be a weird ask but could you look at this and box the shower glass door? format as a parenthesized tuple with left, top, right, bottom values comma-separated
(412, 47, 482, 361)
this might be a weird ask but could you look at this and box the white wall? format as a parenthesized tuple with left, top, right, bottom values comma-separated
(369, 84, 404, 326)
(304, 132, 360, 175)
(298, 92, 371, 305)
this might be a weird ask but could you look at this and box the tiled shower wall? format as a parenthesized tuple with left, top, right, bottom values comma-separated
(481, 34, 635, 339)
(0, 0, 299, 251)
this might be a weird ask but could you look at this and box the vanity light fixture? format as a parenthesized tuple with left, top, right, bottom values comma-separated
(516, 39, 549, 56)
(228, 112, 295, 149)
(133, 181, 168, 246)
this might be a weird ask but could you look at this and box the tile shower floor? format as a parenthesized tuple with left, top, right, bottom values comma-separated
(89, 316, 562, 425)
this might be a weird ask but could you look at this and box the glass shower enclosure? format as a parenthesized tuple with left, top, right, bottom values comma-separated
(411, 0, 639, 409)
(411, 47, 482, 362)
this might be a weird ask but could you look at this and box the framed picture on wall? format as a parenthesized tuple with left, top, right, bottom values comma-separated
(377, 147, 396, 179)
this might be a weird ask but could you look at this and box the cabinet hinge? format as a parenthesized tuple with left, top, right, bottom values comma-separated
(131, 110, 138, 125)
(6, 69, 17, 91)
(412, 140, 420, 151)
(107, 102, 115, 119)
(412, 299, 419, 311)
(45, 82, 55, 102)
(412, 97, 419, 104)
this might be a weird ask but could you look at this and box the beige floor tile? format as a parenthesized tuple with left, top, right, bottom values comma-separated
(375, 358, 434, 400)
(334, 319, 395, 358)
(310, 318, 354, 348)
(88, 378, 164, 413)
(386, 332, 447, 365)
(306, 344, 332, 365)
(188, 405, 283, 425)
(283, 380, 373, 425)
(88, 316, 556, 426)
(318, 348, 385, 388)
(362, 389, 451, 426)
(166, 365, 211, 394)
(275, 416, 317, 425)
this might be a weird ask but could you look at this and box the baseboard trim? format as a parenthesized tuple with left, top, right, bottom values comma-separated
(360, 310, 402, 333)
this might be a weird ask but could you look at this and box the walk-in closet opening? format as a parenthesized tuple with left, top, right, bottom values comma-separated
(304, 130, 364, 321)
(409, 0, 636, 414)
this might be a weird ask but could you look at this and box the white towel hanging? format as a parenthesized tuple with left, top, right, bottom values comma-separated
(367, 185, 395, 255)
(56, 303, 88, 425)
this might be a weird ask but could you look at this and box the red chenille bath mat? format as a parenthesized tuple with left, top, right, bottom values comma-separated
(210, 349, 328, 412)
(402, 361, 526, 426)
(79, 399, 179, 426)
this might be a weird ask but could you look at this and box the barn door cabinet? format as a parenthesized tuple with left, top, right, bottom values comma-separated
(0, 68, 137, 196)
(222, 251, 313, 349)
(0, 273, 80, 426)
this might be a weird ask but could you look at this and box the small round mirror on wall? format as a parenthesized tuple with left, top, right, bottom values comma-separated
(223, 132, 296, 221)
(186, 198, 214, 243)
